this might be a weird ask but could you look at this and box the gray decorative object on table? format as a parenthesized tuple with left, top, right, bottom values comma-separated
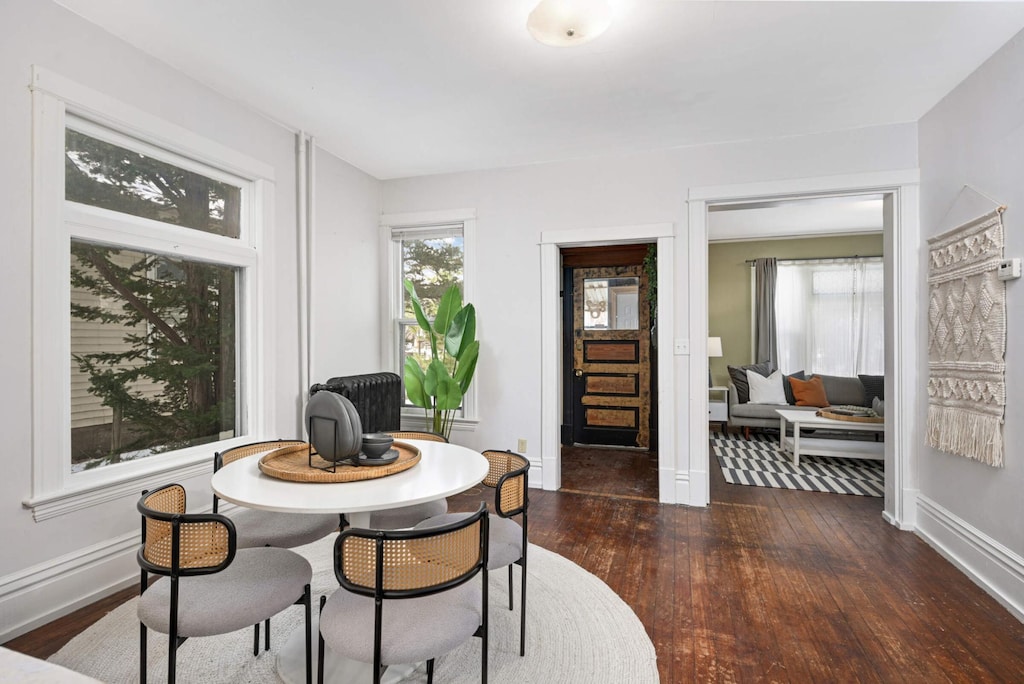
(304, 391, 362, 462)
(360, 433, 395, 458)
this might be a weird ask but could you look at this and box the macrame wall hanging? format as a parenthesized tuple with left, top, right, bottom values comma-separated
(926, 206, 1007, 467)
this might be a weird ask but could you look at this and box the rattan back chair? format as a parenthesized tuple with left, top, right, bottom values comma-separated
(363, 431, 451, 529)
(214, 440, 342, 547)
(317, 504, 489, 684)
(137, 483, 313, 684)
(384, 430, 448, 443)
(415, 449, 530, 656)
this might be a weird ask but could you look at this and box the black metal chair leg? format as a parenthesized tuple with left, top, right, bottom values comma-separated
(317, 595, 326, 684)
(304, 584, 312, 684)
(520, 557, 527, 656)
(507, 564, 514, 610)
(253, 623, 260, 656)
(168, 630, 177, 684)
(426, 658, 434, 684)
(265, 617, 271, 651)
(139, 623, 147, 684)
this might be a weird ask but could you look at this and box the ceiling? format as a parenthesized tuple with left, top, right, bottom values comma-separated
(55, 1, 1024, 180)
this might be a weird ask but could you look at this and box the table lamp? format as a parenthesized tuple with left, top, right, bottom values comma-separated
(707, 337, 723, 387)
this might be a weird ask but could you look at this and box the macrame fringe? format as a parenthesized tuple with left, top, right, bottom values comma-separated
(927, 405, 1004, 468)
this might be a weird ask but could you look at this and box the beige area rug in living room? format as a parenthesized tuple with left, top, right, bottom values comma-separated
(49, 535, 658, 683)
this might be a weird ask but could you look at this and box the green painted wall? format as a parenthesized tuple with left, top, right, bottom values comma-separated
(707, 233, 884, 386)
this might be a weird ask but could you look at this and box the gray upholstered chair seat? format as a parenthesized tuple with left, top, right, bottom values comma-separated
(228, 508, 339, 548)
(138, 548, 312, 637)
(415, 512, 523, 570)
(320, 570, 482, 666)
(368, 499, 447, 530)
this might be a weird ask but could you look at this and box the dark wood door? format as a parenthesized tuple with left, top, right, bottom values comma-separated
(568, 264, 651, 448)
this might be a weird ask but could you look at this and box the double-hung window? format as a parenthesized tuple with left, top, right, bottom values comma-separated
(383, 210, 477, 427)
(27, 68, 272, 520)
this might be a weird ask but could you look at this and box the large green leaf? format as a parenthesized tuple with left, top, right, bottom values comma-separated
(434, 374, 464, 411)
(403, 357, 431, 409)
(454, 340, 479, 394)
(433, 285, 462, 343)
(404, 280, 437, 358)
(424, 359, 449, 398)
(445, 304, 476, 358)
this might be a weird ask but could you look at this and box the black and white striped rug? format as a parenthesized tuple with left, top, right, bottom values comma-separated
(712, 431, 884, 497)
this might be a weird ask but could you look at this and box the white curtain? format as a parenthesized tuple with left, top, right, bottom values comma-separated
(774, 257, 884, 375)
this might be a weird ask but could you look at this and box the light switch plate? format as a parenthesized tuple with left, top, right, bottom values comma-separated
(674, 339, 689, 355)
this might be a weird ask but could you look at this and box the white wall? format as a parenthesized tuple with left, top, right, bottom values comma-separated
(310, 148, 384, 384)
(381, 124, 918, 469)
(917, 29, 1024, 617)
(0, 0, 380, 640)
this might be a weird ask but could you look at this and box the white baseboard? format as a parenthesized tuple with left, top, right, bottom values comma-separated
(529, 465, 543, 488)
(0, 530, 138, 643)
(916, 494, 1024, 622)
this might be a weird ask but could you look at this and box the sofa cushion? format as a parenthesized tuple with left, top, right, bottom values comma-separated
(730, 402, 816, 420)
(817, 374, 867, 406)
(728, 361, 772, 403)
(859, 374, 885, 405)
(783, 370, 806, 405)
(789, 375, 829, 407)
(748, 369, 787, 404)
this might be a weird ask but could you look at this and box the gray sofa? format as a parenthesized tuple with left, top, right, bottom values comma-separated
(728, 373, 869, 437)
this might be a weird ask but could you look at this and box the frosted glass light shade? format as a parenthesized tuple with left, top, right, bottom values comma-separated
(707, 337, 723, 358)
(527, 0, 612, 47)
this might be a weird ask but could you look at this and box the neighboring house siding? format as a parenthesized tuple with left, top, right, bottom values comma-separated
(69, 254, 162, 430)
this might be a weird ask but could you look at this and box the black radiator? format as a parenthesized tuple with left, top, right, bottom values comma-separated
(309, 372, 402, 434)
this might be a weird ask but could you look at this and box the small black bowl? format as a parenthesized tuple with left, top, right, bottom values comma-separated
(361, 434, 394, 457)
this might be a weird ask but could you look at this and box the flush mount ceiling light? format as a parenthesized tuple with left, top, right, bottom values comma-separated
(527, 0, 612, 47)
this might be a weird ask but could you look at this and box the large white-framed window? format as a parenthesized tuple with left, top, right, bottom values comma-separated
(26, 68, 274, 520)
(774, 256, 884, 376)
(380, 209, 478, 429)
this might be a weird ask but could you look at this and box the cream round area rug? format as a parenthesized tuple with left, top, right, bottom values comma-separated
(49, 535, 657, 683)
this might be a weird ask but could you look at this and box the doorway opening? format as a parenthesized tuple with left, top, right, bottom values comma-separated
(558, 244, 658, 500)
(706, 194, 887, 505)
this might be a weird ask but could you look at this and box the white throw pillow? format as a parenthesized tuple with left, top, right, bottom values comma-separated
(746, 369, 787, 405)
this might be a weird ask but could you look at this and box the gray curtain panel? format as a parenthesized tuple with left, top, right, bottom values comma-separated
(753, 257, 778, 369)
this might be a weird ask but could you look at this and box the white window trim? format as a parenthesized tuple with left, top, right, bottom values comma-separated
(25, 67, 274, 521)
(379, 208, 478, 427)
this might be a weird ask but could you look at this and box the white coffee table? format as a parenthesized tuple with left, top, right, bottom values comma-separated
(211, 439, 490, 684)
(775, 409, 884, 466)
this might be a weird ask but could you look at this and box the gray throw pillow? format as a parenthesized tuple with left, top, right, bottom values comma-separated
(727, 362, 773, 404)
(783, 370, 807, 405)
(859, 374, 885, 405)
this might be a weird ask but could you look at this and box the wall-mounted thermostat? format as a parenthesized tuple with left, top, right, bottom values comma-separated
(997, 258, 1021, 281)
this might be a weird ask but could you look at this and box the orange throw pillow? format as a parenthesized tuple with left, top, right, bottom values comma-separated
(788, 375, 829, 407)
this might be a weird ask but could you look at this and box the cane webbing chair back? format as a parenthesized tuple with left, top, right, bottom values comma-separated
(217, 440, 306, 468)
(480, 450, 529, 518)
(336, 507, 487, 597)
(139, 484, 235, 577)
(384, 430, 448, 443)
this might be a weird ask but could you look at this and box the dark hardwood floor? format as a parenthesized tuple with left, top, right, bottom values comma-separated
(7, 446, 1024, 682)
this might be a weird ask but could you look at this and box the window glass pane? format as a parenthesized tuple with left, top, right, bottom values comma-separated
(70, 241, 238, 471)
(65, 128, 241, 238)
(583, 277, 639, 330)
(401, 235, 463, 317)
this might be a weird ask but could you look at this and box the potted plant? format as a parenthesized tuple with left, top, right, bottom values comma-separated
(402, 280, 479, 439)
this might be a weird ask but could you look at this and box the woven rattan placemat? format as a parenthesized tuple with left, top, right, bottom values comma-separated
(258, 441, 421, 482)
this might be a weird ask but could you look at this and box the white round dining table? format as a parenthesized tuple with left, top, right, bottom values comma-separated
(210, 438, 489, 527)
(209, 438, 489, 684)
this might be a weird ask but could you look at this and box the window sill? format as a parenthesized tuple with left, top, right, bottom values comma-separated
(22, 437, 252, 522)
(399, 412, 479, 434)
